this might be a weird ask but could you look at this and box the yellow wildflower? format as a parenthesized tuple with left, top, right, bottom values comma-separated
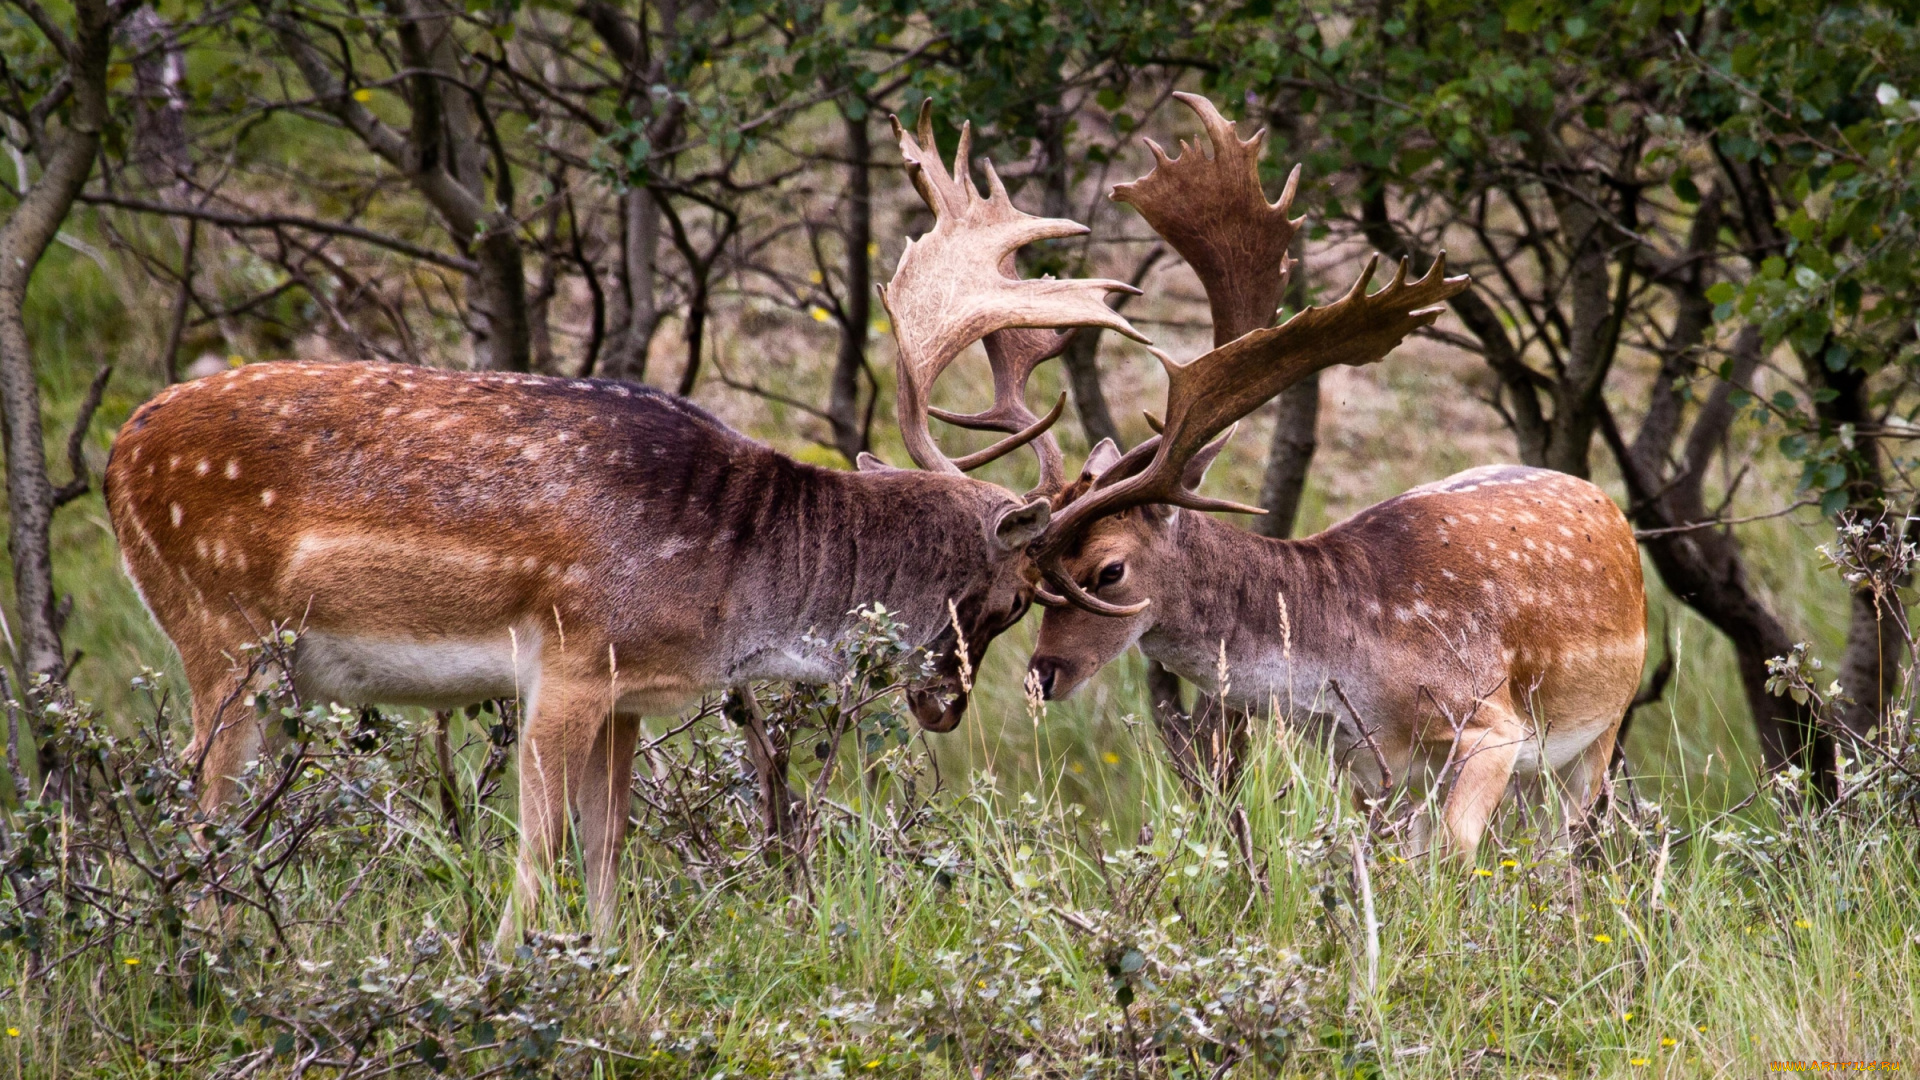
(810, 307, 830, 322)
(123, 958, 140, 967)
(1102, 752, 1120, 764)
(1500, 859, 1518, 868)
(1473, 868, 1493, 878)
(5, 1028, 17, 1037)
(1592, 934, 1612, 944)
(1621, 1011, 1634, 1021)
(1794, 918, 1812, 929)
(352, 89, 373, 103)
(1661, 1037, 1677, 1047)
(1630, 1058, 1650, 1066)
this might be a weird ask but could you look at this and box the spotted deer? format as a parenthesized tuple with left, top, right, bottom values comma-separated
(1022, 94, 1646, 857)
(103, 97, 1474, 943)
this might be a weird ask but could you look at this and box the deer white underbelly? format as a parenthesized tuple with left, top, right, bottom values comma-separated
(294, 630, 538, 708)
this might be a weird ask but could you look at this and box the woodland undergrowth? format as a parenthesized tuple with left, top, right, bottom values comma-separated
(0, 537, 1914, 1078)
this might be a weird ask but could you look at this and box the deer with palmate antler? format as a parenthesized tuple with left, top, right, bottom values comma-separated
(103, 98, 1477, 946)
(1022, 94, 1647, 858)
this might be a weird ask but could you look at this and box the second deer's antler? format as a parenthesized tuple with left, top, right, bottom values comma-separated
(881, 102, 1147, 477)
(1112, 92, 1303, 347)
(1030, 95, 1471, 615)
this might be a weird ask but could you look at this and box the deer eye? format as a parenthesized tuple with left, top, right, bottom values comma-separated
(1096, 562, 1126, 588)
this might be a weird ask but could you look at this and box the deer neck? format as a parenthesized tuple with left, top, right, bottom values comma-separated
(1139, 512, 1373, 711)
(716, 463, 990, 682)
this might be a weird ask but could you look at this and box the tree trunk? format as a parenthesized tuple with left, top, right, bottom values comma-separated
(579, 0, 685, 383)
(1541, 184, 1627, 479)
(1608, 323, 1828, 791)
(269, 1, 531, 371)
(0, 0, 113, 686)
(676, 270, 708, 397)
(1253, 377, 1320, 538)
(1360, 185, 1550, 465)
(1802, 359, 1908, 740)
(1255, 230, 1319, 538)
(599, 187, 662, 382)
(826, 104, 872, 464)
(1061, 330, 1122, 448)
(127, 8, 188, 189)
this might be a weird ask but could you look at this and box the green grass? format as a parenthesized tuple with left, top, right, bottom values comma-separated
(0, 217, 1905, 1077)
(4, 688, 1916, 1077)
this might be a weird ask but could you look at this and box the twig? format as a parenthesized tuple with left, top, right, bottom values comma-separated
(1631, 498, 1818, 538)
(76, 191, 480, 274)
(1328, 679, 1393, 791)
(1350, 833, 1378, 996)
(52, 364, 112, 508)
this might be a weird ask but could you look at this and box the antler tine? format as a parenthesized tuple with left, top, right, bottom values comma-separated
(882, 101, 1148, 475)
(1030, 251, 1471, 615)
(1111, 91, 1305, 347)
(929, 323, 1074, 493)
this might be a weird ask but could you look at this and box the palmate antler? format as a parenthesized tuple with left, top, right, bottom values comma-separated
(1029, 94, 1472, 615)
(1113, 92, 1303, 348)
(930, 323, 1075, 492)
(881, 102, 1148, 478)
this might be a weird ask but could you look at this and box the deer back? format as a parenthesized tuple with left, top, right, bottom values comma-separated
(106, 362, 1011, 690)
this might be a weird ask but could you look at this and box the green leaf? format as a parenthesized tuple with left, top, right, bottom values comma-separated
(1705, 282, 1738, 305)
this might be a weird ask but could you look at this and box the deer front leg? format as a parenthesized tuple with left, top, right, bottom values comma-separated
(574, 711, 641, 941)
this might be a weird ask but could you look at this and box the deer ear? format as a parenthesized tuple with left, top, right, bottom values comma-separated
(1180, 424, 1236, 492)
(856, 452, 901, 473)
(1081, 438, 1122, 481)
(993, 498, 1052, 550)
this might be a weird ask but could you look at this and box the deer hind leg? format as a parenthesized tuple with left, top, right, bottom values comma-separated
(1555, 721, 1620, 842)
(1434, 697, 1528, 860)
(574, 711, 641, 941)
(182, 645, 265, 812)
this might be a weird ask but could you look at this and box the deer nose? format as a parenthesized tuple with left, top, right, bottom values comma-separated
(1027, 657, 1062, 700)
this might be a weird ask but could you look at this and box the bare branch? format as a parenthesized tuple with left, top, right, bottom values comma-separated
(76, 191, 480, 273)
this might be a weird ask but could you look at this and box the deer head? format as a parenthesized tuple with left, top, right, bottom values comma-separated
(1024, 93, 1470, 700)
(876, 102, 1149, 729)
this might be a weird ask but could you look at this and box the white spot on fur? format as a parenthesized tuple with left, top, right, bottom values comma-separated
(169, 503, 183, 527)
(261, 490, 276, 507)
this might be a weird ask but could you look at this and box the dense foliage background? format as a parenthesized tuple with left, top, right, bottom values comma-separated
(0, 0, 1917, 1074)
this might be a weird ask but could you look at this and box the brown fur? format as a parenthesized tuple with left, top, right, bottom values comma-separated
(106, 361, 1048, 944)
(1030, 464, 1646, 855)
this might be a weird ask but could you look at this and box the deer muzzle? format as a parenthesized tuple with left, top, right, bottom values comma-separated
(907, 680, 969, 732)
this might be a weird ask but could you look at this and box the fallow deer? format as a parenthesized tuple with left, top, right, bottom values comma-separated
(103, 97, 1473, 944)
(1022, 95, 1647, 858)
(105, 105, 1153, 945)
